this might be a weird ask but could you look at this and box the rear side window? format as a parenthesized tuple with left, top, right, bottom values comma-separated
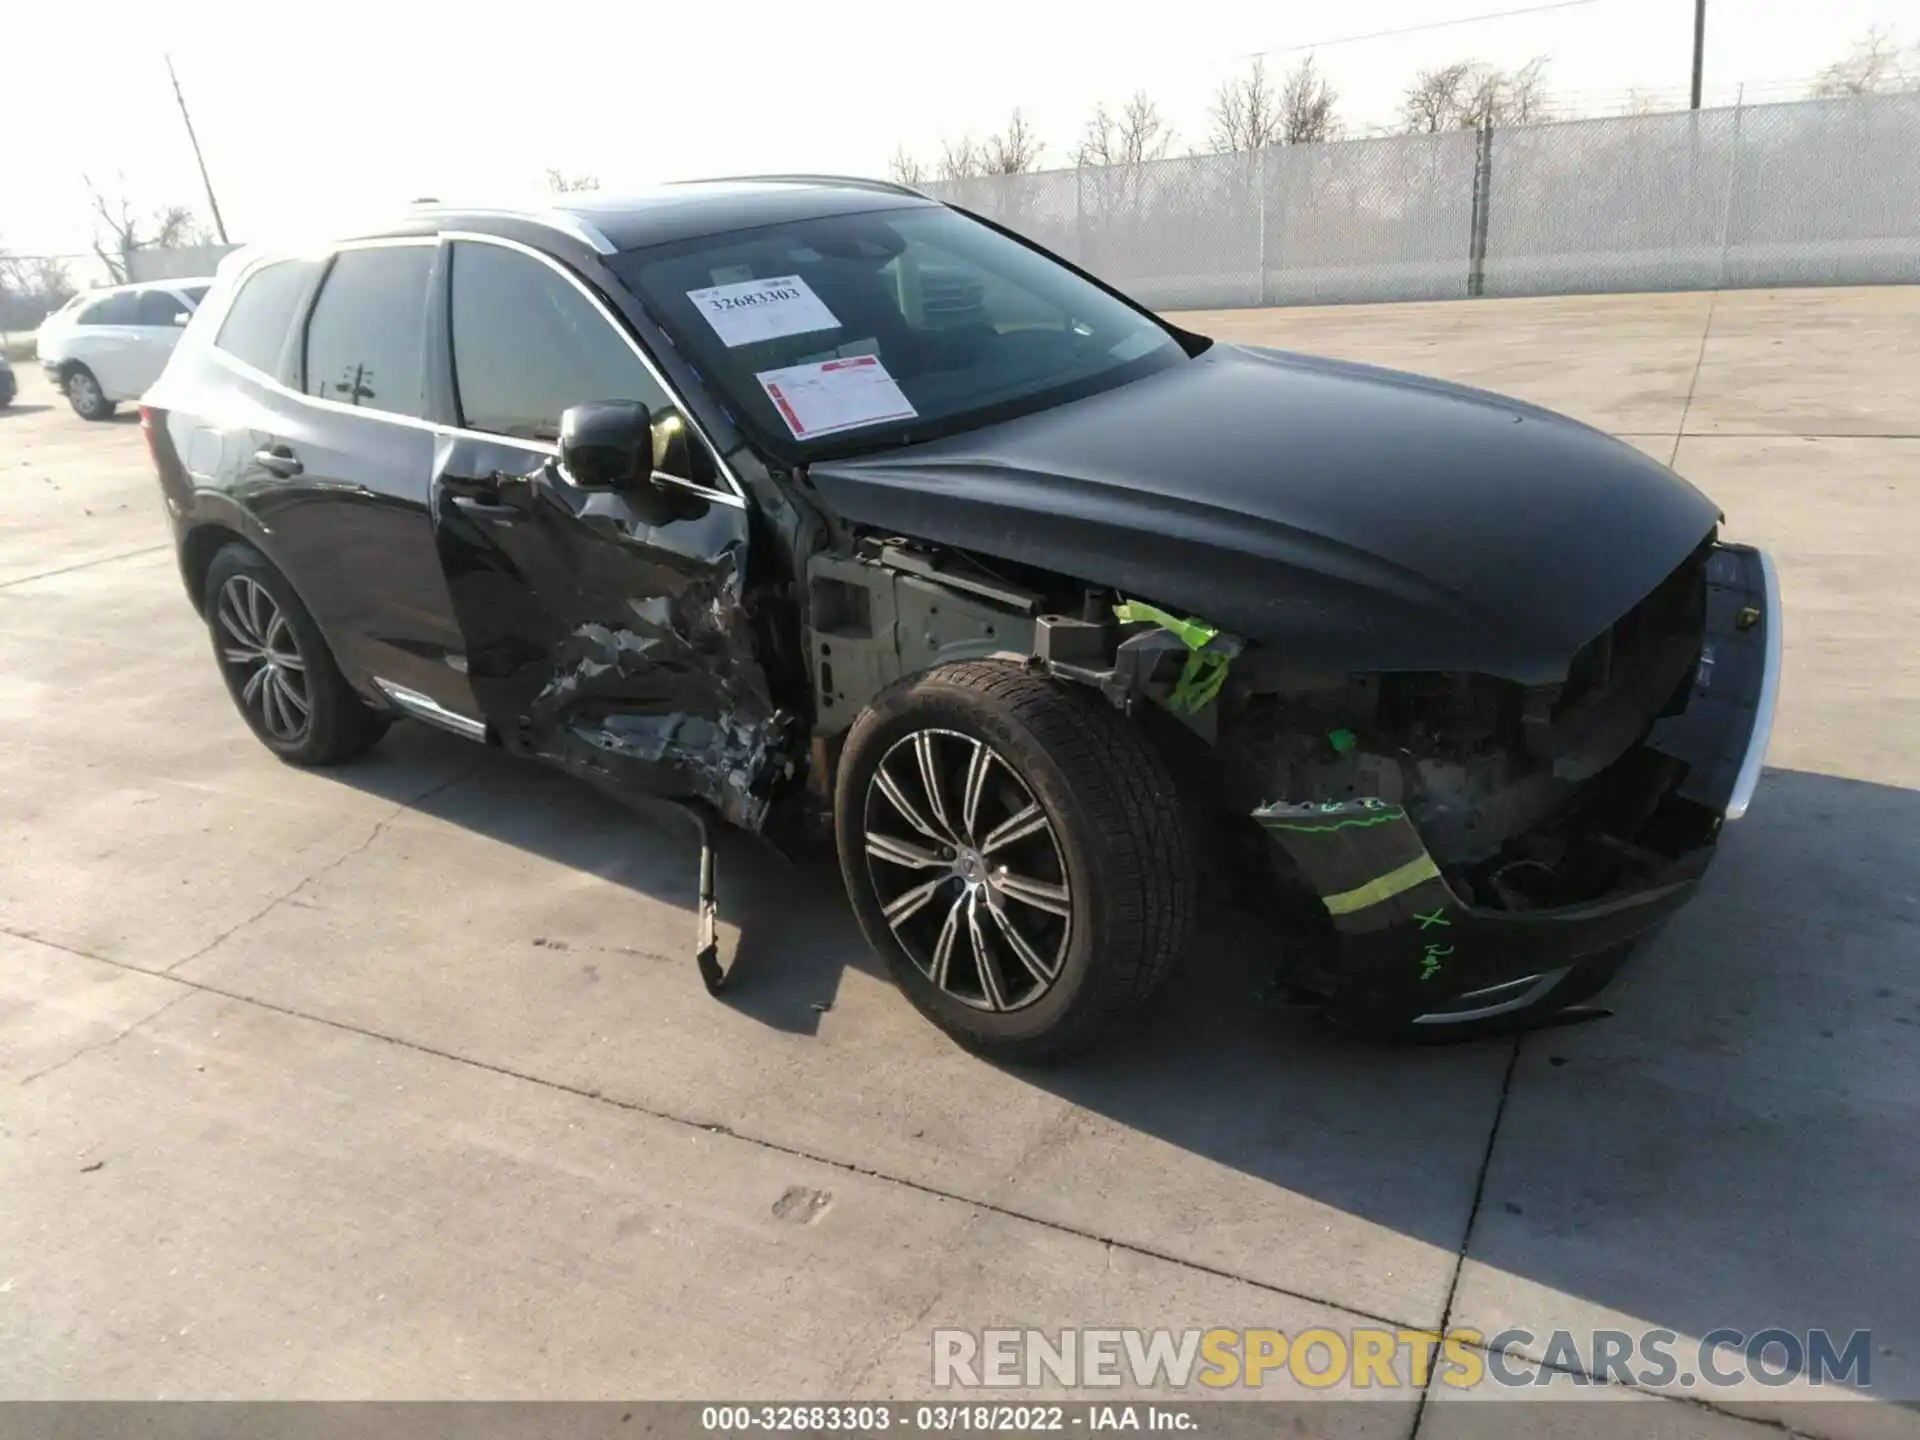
(136, 290, 188, 326)
(176, 285, 209, 306)
(303, 245, 433, 418)
(215, 259, 321, 376)
(78, 292, 139, 325)
(448, 241, 671, 444)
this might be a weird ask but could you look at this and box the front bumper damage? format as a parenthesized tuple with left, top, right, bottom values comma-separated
(1257, 542, 1781, 1028)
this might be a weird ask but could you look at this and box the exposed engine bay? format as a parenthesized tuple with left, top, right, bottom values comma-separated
(1213, 537, 1719, 904)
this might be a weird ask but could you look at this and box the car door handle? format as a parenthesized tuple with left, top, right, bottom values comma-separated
(253, 446, 302, 478)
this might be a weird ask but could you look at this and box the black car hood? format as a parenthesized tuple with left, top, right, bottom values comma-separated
(807, 343, 1720, 684)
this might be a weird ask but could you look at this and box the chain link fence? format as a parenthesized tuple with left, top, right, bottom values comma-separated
(927, 91, 1920, 308)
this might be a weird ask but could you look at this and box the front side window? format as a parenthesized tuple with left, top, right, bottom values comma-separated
(448, 241, 717, 487)
(302, 245, 433, 418)
(612, 204, 1188, 458)
(214, 259, 322, 376)
(78, 291, 139, 326)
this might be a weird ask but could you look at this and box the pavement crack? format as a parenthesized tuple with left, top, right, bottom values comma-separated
(0, 544, 172, 591)
(1410, 1033, 1522, 1437)
(1669, 290, 1721, 468)
(16, 989, 195, 1088)
(161, 760, 484, 975)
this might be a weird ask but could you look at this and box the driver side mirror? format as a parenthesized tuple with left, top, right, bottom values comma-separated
(559, 400, 657, 491)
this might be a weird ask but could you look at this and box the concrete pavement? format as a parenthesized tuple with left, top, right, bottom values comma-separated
(2, 289, 1915, 1435)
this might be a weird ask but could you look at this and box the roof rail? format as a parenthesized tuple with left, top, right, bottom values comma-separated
(671, 173, 933, 202)
(401, 202, 618, 255)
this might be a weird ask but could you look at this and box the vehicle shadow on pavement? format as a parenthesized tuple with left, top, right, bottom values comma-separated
(0, 403, 55, 419)
(321, 730, 1920, 1387)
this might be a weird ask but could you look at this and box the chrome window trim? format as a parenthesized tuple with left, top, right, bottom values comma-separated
(1722, 545, 1782, 822)
(196, 234, 748, 510)
(441, 230, 747, 505)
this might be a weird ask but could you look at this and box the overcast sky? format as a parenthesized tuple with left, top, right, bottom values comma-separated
(4, 0, 1915, 266)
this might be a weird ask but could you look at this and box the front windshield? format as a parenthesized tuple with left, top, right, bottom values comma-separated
(612, 204, 1188, 458)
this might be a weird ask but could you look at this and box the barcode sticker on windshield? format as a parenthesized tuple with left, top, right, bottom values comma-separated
(756, 355, 917, 440)
(686, 274, 840, 348)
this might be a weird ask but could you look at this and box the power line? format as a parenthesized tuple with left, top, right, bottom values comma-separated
(1241, 0, 1607, 59)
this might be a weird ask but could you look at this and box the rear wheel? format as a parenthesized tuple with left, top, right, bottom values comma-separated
(836, 662, 1195, 1061)
(203, 543, 389, 765)
(64, 365, 114, 421)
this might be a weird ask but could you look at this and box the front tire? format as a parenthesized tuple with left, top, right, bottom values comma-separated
(203, 543, 389, 765)
(836, 662, 1195, 1062)
(64, 365, 114, 420)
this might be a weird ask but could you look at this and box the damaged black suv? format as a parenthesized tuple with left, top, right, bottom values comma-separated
(143, 177, 1779, 1059)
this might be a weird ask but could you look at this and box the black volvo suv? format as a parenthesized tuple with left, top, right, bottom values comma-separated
(142, 177, 1778, 1059)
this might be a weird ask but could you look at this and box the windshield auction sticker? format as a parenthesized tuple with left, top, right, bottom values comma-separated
(687, 274, 840, 348)
(756, 355, 917, 440)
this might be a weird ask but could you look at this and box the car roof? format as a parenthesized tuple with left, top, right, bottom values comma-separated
(385, 175, 937, 256)
(74, 278, 218, 299)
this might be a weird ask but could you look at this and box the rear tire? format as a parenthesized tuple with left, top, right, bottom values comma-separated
(64, 365, 114, 421)
(203, 543, 389, 766)
(836, 661, 1195, 1062)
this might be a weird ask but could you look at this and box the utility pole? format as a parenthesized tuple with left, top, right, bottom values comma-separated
(1690, 0, 1707, 109)
(165, 54, 229, 243)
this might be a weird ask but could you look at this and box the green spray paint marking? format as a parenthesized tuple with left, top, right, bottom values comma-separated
(1420, 943, 1454, 981)
(1414, 907, 1451, 931)
(1259, 807, 1408, 835)
(1113, 600, 1231, 714)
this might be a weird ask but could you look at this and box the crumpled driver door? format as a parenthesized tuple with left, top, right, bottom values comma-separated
(428, 430, 788, 831)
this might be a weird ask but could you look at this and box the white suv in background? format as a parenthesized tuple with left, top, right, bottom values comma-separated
(37, 279, 215, 420)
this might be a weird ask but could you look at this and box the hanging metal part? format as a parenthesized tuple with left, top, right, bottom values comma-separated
(649, 799, 729, 996)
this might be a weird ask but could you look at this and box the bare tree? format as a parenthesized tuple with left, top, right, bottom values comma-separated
(83, 176, 211, 285)
(1812, 26, 1917, 97)
(982, 110, 1045, 175)
(545, 168, 601, 194)
(0, 248, 76, 331)
(1208, 58, 1283, 152)
(1401, 57, 1551, 133)
(887, 147, 926, 187)
(937, 135, 983, 181)
(1401, 62, 1474, 134)
(1279, 54, 1339, 144)
(1502, 56, 1553, 124)
(1075, 92, 1174, 168)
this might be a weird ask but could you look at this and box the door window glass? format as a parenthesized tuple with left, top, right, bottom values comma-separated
(302, 245, 433, 418)
(214, 258, 322, 376)
(448, 241, 707, 482)
(136, 289, 187, 326)
(77, 291, 139, 325)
